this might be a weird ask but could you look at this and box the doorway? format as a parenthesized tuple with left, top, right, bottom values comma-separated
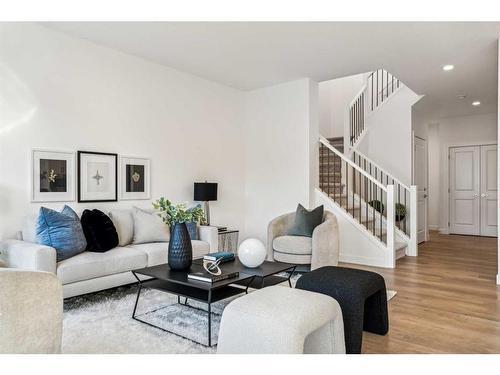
(414, 136, 428, 243)
(449, 144, 498, 237)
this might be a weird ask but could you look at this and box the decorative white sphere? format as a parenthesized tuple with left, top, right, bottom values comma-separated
(238, 238, 266, 268)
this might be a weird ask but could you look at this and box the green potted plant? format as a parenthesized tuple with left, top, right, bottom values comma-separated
(395, 203, 407, 222)
(368, 199, 385, 214)
(152, 198, 206, 271)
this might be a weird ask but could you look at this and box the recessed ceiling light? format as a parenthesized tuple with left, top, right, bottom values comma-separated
(472, 101, 481, 106)
(456, 94, 467, 100)
(442, 65, 454, 71)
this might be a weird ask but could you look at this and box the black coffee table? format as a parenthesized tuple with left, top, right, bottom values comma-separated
(131, 259, 296, 347)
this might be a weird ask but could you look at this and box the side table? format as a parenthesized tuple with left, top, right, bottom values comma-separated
(218, 229, 239, 252)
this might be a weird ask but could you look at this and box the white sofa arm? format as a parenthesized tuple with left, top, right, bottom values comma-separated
(198, 226, 219, 253)
(0, 240, 57, 274)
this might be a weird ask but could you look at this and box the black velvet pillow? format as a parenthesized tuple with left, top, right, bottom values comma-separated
(287, 204, 324, 237)
(81, 209, 119, 252)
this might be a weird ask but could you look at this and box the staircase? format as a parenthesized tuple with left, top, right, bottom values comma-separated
(318, 69, 417, 268)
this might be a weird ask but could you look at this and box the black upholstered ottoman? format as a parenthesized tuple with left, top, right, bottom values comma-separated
(296, 266, 389, 354)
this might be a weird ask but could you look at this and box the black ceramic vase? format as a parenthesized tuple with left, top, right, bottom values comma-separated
(168, 222, 193, 271)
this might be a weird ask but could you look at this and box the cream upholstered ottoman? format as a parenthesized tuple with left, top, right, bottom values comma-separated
(217, 286, 345, 354)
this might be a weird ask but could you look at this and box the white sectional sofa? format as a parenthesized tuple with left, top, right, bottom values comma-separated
(0, 209, 218, 298)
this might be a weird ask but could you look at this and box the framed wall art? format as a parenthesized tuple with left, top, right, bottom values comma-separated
(77, 151, 118, 202)
(31, 149, 75, 202)
(119, 156, 151, 200)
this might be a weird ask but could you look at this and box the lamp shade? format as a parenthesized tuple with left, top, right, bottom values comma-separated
(194, 182, 218, 201)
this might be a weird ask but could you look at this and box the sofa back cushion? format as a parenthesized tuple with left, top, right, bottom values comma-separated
(81, 209, 119, 252)
(109, 209, 134, 246)
(287, 204, 324, 237)
(36, 205, 87, 262)
(132, 207, 170, 244)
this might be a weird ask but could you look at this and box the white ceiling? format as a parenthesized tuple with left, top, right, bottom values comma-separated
(43, 22, 500, 120)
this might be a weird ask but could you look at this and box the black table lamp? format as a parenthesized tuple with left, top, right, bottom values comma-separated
(194, 182, 218, 225)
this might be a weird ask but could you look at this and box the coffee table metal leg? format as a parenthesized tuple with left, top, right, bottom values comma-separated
(287, 266, 297, 287)
(207, 290, 212, 347)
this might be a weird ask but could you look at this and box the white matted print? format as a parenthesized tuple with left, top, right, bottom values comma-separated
(78, 151, 117, 202)
(120, 156, 151, 200)
(32, 149, 75, 202)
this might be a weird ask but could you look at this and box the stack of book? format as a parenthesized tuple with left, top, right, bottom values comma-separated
(203, 251, 235, 264)
(187, 270, 239, 283)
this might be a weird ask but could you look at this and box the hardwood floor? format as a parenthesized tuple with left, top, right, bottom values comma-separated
(342, 231, 500, 353)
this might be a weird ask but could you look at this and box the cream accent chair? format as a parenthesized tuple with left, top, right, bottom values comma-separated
(267, 210, 339, 270)
(0, 268, 63, 353)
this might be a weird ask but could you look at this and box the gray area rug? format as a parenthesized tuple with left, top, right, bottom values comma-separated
(63, 285, 220, 353)
(62, 274, 396, 354)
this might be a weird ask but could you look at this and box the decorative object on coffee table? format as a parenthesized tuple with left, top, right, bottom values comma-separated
(168, 223, 193, 270)
(193, 181, 218, 225)
(77, 151, 117, 202)
(238, 238, 266, 268)
(153, 198, 206, 271)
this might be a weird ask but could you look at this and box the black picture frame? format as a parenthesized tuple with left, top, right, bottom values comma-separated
(77, 151, 118, 203)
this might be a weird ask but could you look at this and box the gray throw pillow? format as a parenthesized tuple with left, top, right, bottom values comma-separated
(132, 207, 170, 244)
(287, 204, 324, 237)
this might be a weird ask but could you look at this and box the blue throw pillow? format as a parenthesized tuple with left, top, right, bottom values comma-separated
(36, 205, 87, 262)
(185, 222, 199, 240)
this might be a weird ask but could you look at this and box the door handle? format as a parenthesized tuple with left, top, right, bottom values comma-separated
(481, 193, 488, 198)
(473, 193, 479, 198)
(423, 194, 428, 198)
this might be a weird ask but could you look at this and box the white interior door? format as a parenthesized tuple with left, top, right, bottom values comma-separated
(480, 145, 498, 236)
(414, 137, 428, 243)
(449, 146, 481, 235)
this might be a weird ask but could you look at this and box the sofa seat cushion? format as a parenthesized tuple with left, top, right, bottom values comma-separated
(273, 251, 312, 265)
(192, 240, 210, 259)
(129, 240, 210, 266)
(128, 243, 169, 266)
(56, 247, 147, 284)
(273, 235, 312, 255)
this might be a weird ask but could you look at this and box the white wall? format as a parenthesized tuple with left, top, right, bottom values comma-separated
(497, 38, 500, 285)
(243, 78, 318, 242)
(0, 23, 246, 239)
(318, 73, 366, 139)
(358, 85, 421, 186)
(423, 113, 498, 231)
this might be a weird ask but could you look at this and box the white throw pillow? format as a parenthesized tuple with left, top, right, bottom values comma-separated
(109, 209, 134, 246)
(132, 207, 170, 244)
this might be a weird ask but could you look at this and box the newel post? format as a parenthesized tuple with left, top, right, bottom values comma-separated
(386, 185, 396, 268)
(408, 185, 418, 256)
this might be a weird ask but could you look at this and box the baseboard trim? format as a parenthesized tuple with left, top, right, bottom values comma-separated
(497, 274, 500, 285)
(339, 253, 391, 269)
(428, 225, 440, 230)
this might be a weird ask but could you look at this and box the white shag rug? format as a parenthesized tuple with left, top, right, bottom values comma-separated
(62, 275, 396, 354)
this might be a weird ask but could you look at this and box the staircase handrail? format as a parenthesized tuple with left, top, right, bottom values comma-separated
(320, 136, 387, 192)
(350, 147, 410, 191)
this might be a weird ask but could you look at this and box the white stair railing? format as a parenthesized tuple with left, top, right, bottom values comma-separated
(320, 136, 417, 258)
(319, 136, 394, 260)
